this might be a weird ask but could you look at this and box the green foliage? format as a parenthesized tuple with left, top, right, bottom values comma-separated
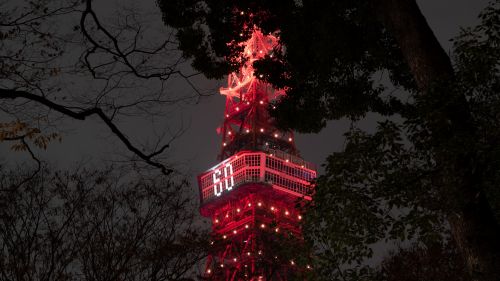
(374, 241, 469, 281)
(302, 1, 500, 279)
(304, 121, 444, 280)
(452, 0, 500, 219)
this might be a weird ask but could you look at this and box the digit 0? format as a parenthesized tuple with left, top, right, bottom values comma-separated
(224, 163, 235, 190)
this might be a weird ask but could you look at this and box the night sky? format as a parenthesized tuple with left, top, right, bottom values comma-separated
(1, 0, 490, 194)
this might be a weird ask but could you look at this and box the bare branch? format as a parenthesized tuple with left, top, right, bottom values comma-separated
(1, 89, 172, 175)
(0, 136, 41, 191)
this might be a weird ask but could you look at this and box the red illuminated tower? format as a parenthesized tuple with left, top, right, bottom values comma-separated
(197, 29, 316, 280)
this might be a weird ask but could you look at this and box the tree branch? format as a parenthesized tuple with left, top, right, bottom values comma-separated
(0, 88, 172, 175)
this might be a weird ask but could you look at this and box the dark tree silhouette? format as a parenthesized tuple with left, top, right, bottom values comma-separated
(157, 0, 500, 280)
(376, 242, 470, 281)
(0, 165, 208, 281)
(0, 0, 205, 180)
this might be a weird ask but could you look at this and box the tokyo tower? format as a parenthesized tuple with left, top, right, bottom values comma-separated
(197, 28, 316, 280)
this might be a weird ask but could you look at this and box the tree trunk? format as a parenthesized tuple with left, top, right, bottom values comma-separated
(373, 0, 500, 280)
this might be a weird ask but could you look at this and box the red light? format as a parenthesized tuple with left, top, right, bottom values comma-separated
(199, 29, 317, 280)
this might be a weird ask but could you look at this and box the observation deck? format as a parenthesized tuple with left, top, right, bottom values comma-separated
(198, 149, 316, 216)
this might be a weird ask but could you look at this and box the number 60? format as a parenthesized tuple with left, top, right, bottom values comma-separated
(213, 163, 235, 197)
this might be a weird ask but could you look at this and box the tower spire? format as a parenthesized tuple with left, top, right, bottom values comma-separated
(198, 28, 316, 280)
(218, 29, 295, 160)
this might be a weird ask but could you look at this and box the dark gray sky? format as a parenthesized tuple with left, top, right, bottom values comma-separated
(1, 0, 490, 189)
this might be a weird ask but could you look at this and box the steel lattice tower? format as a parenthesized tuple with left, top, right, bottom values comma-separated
(197, 29, 316, 281)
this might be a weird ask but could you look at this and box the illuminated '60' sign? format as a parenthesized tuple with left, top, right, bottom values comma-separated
(212, 163, 235, 197)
